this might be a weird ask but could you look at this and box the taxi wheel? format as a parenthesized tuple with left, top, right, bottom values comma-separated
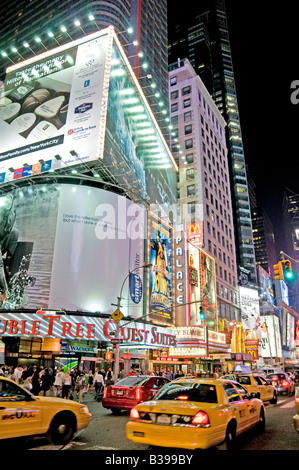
(257, 408, 265, 433)
(270, 392, 277, 404)
(48, 412, 76, 445)
(225, 421, 236, 450)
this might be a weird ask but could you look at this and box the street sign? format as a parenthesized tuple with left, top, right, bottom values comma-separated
(110, 338, 123, 345)
(111, 308, 124, 323)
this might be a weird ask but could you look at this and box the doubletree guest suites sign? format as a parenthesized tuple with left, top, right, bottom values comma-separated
(0, 311, 176, 347)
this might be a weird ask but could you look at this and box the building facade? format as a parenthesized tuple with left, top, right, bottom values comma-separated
(169, 59, 240, 323)
(168, 0, 257, 285)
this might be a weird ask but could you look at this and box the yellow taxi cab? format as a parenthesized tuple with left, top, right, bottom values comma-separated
(293, 387, 299, 433)
(0, 376, 91, 444)
(126, 377, 265, 450)
(220, 373, 277, 404)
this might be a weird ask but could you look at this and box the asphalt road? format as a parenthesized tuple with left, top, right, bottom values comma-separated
(2, 391, 298, 454)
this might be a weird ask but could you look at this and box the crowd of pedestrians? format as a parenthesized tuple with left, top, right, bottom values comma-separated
(0, 363, 116, 403)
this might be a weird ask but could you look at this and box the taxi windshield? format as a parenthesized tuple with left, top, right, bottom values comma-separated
(154, 381, 217, 403)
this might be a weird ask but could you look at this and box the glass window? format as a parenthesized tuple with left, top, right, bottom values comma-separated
(185, 138, 193, 149)
(233, 383, 251, 400)
(236, 375, 251, 385)
(183, 98, 191, 108)
(186, 153, 194, 164)
(170, 76, 177, 86)
(0, 379, 30, 402)
(171, 103, 178, 112)
(187, 185, 195, 197)
(182, 85, 191, 95)
(155, 382, 217, 403)
(171, 90, 178, 100)
(184, 124, 192, 135)
(184, 111, 192, 122)
(223, 382, 240, 402)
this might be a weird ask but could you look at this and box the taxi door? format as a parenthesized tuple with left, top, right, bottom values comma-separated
(254, 375, 272, 401)
(233, 382, 259, 428)
(223, 382, 251, 433)
(0, 379, 42, 439)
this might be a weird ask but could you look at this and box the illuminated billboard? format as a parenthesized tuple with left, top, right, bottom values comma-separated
(258, 265, 274, 305)
(149, 214, 173, 325)
(187, 243, 217, 328)
(0, 29, 111, 180)
(0, 27, 177, 210)
(260, 315, 282, 358)
(239, 287, 261, 340)
(0, 183, 146, 317)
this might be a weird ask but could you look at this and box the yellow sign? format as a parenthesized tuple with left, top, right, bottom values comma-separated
(111, 308, 124, 323)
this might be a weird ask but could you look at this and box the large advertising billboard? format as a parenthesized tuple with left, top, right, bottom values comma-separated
(260, 315, 282, 358)
(0, 183, 146, 317)
(103, 39, 177, 210)
(149, 215, 173, 325)
(239, 287, 261, 340)
(258, 265, 274, 305)
(187, 243, 217, 328)
(0, 29, 111, 182)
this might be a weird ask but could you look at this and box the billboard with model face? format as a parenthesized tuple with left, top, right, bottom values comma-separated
(239, 287, 261, 340)
(187, 243, 217, 328)
(149, 214, 173, 325)
(0, 29, 111, 181)
(0, 183, 146, 317)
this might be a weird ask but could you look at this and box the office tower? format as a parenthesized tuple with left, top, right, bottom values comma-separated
(168, 0, 257, 285)
(0, 0, 169, 138)
(170, 59, 239, 321)
(251, 205, 277, 278)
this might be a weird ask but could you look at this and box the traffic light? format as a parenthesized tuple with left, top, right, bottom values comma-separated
(282, 259, 293, 280)
(274, 261, 284, 280)
(199, 309, 205, 320)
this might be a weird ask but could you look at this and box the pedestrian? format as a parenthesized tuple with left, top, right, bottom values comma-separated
(127, 368, 136, 377)
(31, 366, 41, 395)
(87, 370, 94, 392)
(53, 367, 65, 397)
(75, 371, 86, 403)
(166, 371, 172, 381)
(14, 365, 23, 383)
(22, 375, 32, 392)
(62, 370, 72, 399)
(93, 369, 104, 399)
(40, 368, 52, 396)
(105, 368, 114, 385)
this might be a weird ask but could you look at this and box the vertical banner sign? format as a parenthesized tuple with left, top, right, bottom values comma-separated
(239, 287, 261, 340)
(149, 215, 173, 325)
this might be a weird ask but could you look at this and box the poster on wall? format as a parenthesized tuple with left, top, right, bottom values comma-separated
(187, 243, 217, 328)
(0, 183, 145, 318)
(239, 286, 261, 340)
(258, 265, 274, 305)
(149, 215, 173, 325)
(261, 315, 282, 358)
(0, 29, 110, 182)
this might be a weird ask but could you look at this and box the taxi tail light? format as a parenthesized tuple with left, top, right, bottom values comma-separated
(280, 380, 289, 387)
(135, 387, 142, 401)
(191, 410, 209, 426)
(130, 407, 140, 419)
(103, 387, 108, 398)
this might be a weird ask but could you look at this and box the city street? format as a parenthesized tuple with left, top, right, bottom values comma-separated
(5, 391, 298, 452)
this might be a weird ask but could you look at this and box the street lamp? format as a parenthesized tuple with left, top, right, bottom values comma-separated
(112, 263, 152, 381)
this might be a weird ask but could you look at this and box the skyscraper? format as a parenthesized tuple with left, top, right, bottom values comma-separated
(169, 59, 240, 322)
(168, 0, 257, 285)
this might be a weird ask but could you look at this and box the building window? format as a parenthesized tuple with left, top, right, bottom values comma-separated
(184, 111, 192, 121)
(187, 185, 195, 197)
(188, 202, 196, 213)
(184, 124, 192, 135)
(171, 90, 178, 100)
(182, 85, 191, 95)
(185, 138, 193, 150)
(183, 98, 191, 108)
(170, 76, 177, 86)
(186, 168, 194, 180)
(171, 102, 178, 112)
(186, 153, 194, 164)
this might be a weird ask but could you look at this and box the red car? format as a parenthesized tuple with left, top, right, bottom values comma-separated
(102, 375, 170, 414)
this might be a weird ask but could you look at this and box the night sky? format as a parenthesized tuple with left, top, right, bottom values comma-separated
(169, 0, 299, 250)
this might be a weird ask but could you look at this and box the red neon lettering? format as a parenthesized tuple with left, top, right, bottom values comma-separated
(103, 320, 116, 340)
(43, 315, 61, 336)
(31, 321, 40, 335)
(21, 320, 30, 335)
(8, 320, 18, 335)
(87, 324, 96, 338)
(62, 322, 76, 337)
(76, 323, 85, 338)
